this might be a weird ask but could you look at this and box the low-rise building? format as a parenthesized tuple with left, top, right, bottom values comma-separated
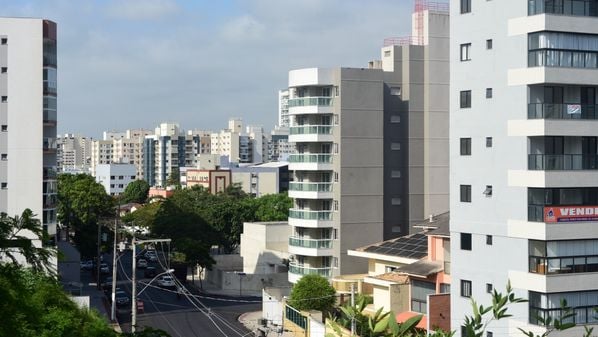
(181, 168, 231, 193)
(95, 163, 136, 196)
(231, 162, 289, 197)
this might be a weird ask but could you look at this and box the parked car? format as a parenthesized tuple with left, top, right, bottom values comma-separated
(101, 277, 113, 291)
(100, 263, 110, 275)
(137, 259, 148, 269)
(115, 290, 130, 307)
(80, 260, 93, 270)
(157, 275, 175, 288)
(144, 251, 158, 262)
(144, 267, 157, 278)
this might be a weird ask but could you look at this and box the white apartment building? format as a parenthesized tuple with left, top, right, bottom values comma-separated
(450, 1, 598, 336)
(211, 118, 241, 163)
(246, 125, 267, 164)
(269, 125, 293, 162)
(91, 128, 152, 179)
(287, 6, 449, 284)
(57, 133, 91, 173)
(279, 89, 290, 127)
(95, 163, 136, 196)
(143, 123, 183, 187)
(0, 18, 58, 241)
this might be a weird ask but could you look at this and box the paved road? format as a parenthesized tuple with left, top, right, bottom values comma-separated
(88, 250, 259, 337)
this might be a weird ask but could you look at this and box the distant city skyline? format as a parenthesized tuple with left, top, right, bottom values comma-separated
(0, 0, 414, 137)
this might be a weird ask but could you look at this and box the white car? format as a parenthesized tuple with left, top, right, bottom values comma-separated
(137, 259, 148, 268)
(157, 275, 175, 288)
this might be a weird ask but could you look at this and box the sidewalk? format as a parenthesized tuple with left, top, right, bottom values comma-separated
(239, 311, 296, 337)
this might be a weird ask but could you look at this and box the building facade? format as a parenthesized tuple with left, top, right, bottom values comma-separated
(450, 1, 598, 336)
(287, 6, 450, 283)
(57, 133, 91, 173)
(0, 18, 58, 241)
(95, 163, 136, 196)
(90, 128, 151, 179)
(143, 123, 184, 187)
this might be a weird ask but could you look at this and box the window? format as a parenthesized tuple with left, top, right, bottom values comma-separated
(486, 137, 493, 147)
(460, 185, 472, 202)
(0, 154, 6, 160)
(1, 96, 7, 103)
(460, 90, 471, 108)
(334, 172, 339, 182)
(484, 185, 493, 197)
(392, 198, 402, 205)
(390, 115, 401, 123)
(460, 138, 471, 155)
(391, 170, 401, 178)
(487, 333, 493, 337)
(0, 67, 6, 73)
(1, 182, 7, 189)
(460, 43, 471, 61)
(333, 200, 339, 211)
(333, 228, 338, 239)
(486, 283, 493, 293)
(118, 175, 124, 180)
(486, 235, 493, 245)
(384, 50, 391, 57)
(486, 88, 493, 98)
(0, 38, 6, 45)
(385, 266, 397, 273)
(486, 39, 493, 50)
(1, 125, 6, 132)
(110, 175, 115, 180)
(460, 280, 472, 297)
(440, 283, 451, 293)
(461, 233, 472, 250)
(390, 87, 401, 96)
(460, 0, 471, 13)
(391, 142, 401, 150)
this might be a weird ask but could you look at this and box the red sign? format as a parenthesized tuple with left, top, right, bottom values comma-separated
(544, 206, 598, 223)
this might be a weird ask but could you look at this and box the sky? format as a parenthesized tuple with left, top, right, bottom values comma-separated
(1, 0, 414, 138)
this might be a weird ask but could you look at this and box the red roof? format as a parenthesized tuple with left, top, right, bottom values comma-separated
(396, 311, 427, 330)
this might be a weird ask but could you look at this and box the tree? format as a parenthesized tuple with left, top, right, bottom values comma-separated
(166, 169, 180, 188)
(0, 209, 55, 274)
(57, 174, 113, 257)
(121, 180, 150, 204)
(121, 202, 161, 229)
(253, 192, 292, 221)
(289, 274, 336, 313)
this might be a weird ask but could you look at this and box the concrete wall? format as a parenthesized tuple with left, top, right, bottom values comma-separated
(240, 221, 290, 274)
(263, 287, 291, 326)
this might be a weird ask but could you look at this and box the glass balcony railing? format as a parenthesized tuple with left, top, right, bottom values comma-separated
(528, 154, 598, 170)
(288, 154, 333, 164)
(289, 182, 333, 192)
(288, 96, 333, 108)
(43, 167, 57, 180)
(289, 209, 332, 221)
(43, 137, 57, 151)
(528, 0, 598, 17)
(530, 255, 598, 274)
(290, 125, 333, 135)
(289, 237, 333, 249)
(289, 263, 332, 277)
(43, 109, 57, 124)
(528, 103, 598, 119)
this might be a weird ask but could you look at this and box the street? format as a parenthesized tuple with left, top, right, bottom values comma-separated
(83, 250, 260, 337)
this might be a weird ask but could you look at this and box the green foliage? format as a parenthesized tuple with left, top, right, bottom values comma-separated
(166, 169, 181, 188)
(0, 209, 55, 274)
(121, 202, 161, 229)
(253, 192, 293, 221)
(121, 180, 150, 204)
(57, 174, 114, 257)
(0, 264, 117, 337)
(289, 274, 336, 313)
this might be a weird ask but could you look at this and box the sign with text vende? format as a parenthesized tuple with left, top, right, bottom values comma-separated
(544, 206, 598, 223)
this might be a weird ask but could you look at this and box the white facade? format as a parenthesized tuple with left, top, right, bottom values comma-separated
(90, 128, 151, 179)
(278, 89, 290, 127)
(450, 1, 598, 336)
(0, 18, 57, 241)
(211, 118, 241, 162)
(95, 163, 136, 196)
(57, 133, 91, 173)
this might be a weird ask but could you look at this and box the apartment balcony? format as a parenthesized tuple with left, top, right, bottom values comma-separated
(288, 153, 333, 171)
(43, 167, 57, 180)
(43, 137, 57, 153)
(288, 237, 333, 257)
(43, 110, 57, 126)
(509, 169, 598, 187)
(528, 103, 598, 120)
(288, 209, 333, 228)
(288, 182, 333, 199)
(528, 154, 598, 170)
(287, 96, 333, 115)
(528, 0, 598, 17)
(288, 262, 332, 283)
(509, 67, 598, 86)
(289, 125, 334, 143)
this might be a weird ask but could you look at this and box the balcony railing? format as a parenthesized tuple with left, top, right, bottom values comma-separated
(288, 96, 333, 108)
(289, 237, 333, 249)
(529, 205, 545, 222)
(290, 125, 333, 135)
(528, 103, 598, 120)
(289, 182, 333, 192)
(528, 0, 598, 17)
(530, 255, 598, 274)
(285, 304, 307, 330)
(528, 154, 598, 170)
(43, 167, 57, 180)
(43, 137, 57, 151)
(528, 50, 598, 69)
(288, 154, 333, 164)
(289, 263, 332, 277)
(288, 209, 332, 221)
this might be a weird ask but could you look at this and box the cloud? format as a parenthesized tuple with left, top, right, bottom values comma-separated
(221, 15, 265, 41)
(106, 0, 179, 21)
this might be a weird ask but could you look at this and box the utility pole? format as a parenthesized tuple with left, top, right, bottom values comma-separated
(110, 202, 120, 321)
(96, 220, 102, 290)
(131, 237, 171, 334)
(350, 283, 356, 336)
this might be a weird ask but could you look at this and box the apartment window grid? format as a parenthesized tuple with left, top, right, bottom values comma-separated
(460, 43, 472, 61)
(460, 90, 472, 108)
(460, 138, 471, 155)
(460, 184, 472, 202)
(461, 280, 472, 298)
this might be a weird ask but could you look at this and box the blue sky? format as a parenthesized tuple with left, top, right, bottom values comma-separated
(1, 0, 414, 137)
